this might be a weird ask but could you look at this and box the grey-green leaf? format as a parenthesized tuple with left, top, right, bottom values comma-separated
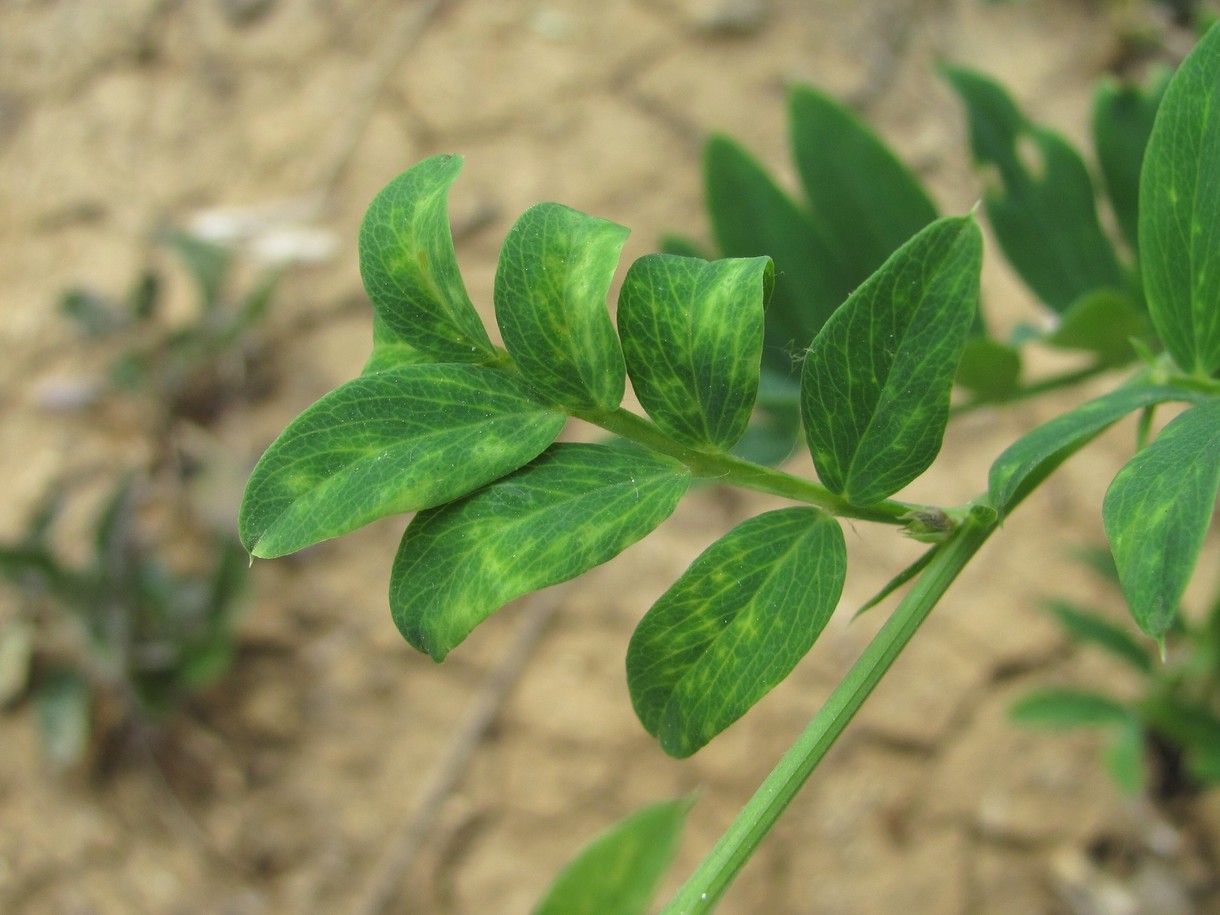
(240, 363, 565, 558)
(1103, 399, 1220, 640)
(801, 215, 982, 506)
(391, 442, 690, 661)
(532, 796, 693, 915)
(943, 65, 1124, 312)
(359, 155, 496, 362)
(988, 384, 1191, 517)
(627, 507, 846, 758)
(495, 203, 629, 411)
(618, 253, 770, 451)
(1139, 22, 1220, 375)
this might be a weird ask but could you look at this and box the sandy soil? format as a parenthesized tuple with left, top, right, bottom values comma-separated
(1, 1, 1218, 913)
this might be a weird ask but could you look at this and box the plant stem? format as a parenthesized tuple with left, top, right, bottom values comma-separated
(658, 505, 997, 914)
(578, 407, 924, 526)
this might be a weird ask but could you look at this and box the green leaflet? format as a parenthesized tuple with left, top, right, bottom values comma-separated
(532, 796, 692, 915)
(618, 253, 770, 452)
(361, 313, 432, 375)
(1103, 399, 1220, 640)
(801, 215, 982, 506)
(943, 65, 1124, 312)
(1010, 689, 1132, 729)
(705, 135, 842, 375)
(627, 508, 846, 758)
(239, 363, 565, 558)
(1045, 601, 1154, 674)
(989, 384, 1189, 517)
(789, 86, 939, 287)
(358, 155, 495, 362)
(1093, 70, 1169, 255)
(1139, 22, 1220, 376)
(495, 203, 629, 411)
(956, 336, 1022, 402)
(1044, 289, 1150, 366)
(391, 442, 690, 661)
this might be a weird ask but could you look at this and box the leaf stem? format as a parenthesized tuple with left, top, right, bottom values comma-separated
(576, 407, 924, 526)
(657, 505, 997, 914)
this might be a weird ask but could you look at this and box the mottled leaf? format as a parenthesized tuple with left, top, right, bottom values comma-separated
(361, 313, 433, 375)
(627, 507, 846, 758)
(1104, 399, 1220, 639)
(532, 796, 692, 915)
(988, 384, 1189, 517)
(495, 203, 629, 411)
(240, 363, 565, 558)
(392, 442, 690, 661)
(943, 65, 1124, 312)
(801, 215, 982, 506)
(359, 155, 495, 362)
(1139, 22, 1220, 375)
(618, 253, 770, 451)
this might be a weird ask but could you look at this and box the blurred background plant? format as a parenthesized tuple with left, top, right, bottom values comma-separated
(0, 226, 293, 772)
(1012, 547, 1220, 800)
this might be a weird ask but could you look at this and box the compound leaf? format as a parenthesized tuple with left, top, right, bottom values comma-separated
(359, 155, 495, 362)
(1103, 399, 1220, 640)
(988, 384, 1190, 517)
(532, 796, 692, 915)
(240, 363, 565, 558)
(361, 313, 433, 375)
(943, 66, 1124, 312)
(801, 215, 982, 506)
(495, 203, 629, 411)
(392, 442, 690, 661)
(627, 507, 846, 758)
(705, 135, 846, 374)
(618, 253, 770, 451)
(789, 86, 939, 284)
(1139, 22, 1220, 376)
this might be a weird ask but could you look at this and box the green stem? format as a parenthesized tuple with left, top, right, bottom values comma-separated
(577, 407, 925, 526)
(658, 505, 997, 914)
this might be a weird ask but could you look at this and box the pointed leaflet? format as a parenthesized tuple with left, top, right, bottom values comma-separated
(391, 442, 690, 661)
(705, 136, 846, 374)
(943, 66, 1124, 312)
(1103, 399, 1220, 640)
(989, 384, 1194, 518)
(1139, 22, 1220, 375)
(532, 796, 692, 915)
(495, 203, 629, 411)
(789, 86, 939, 283)
(618, 254, 770, 452)
(627, 508, 846, 758)
(1093, 70, 1169, 254)
(359, 155, 495, 362)
(240, 363, 564, 558)
(801, 215, 982, 506)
